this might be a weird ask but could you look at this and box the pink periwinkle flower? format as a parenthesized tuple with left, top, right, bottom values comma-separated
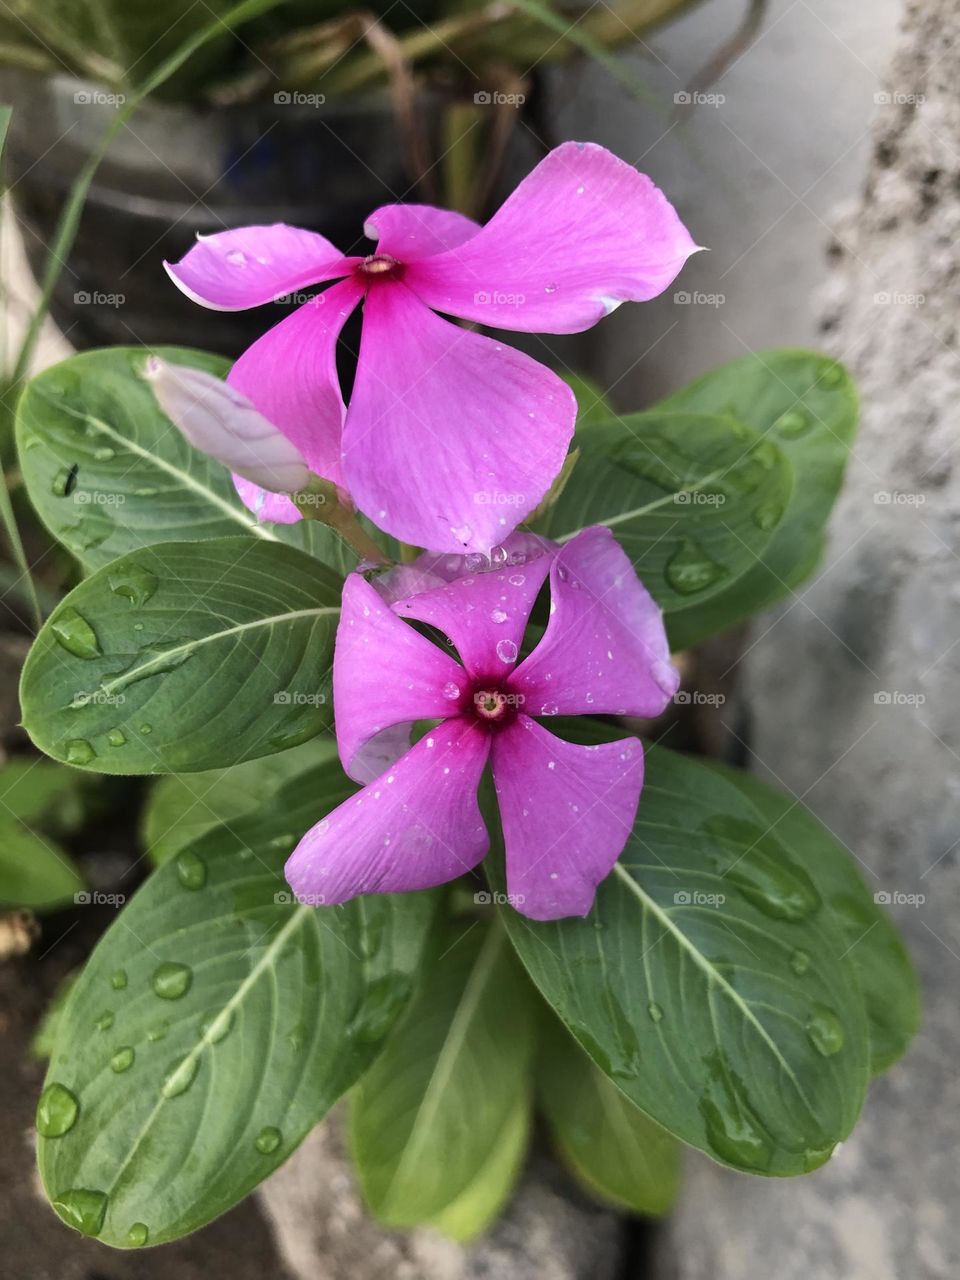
(284, 525, 680, 921)
(165, 142, 697, 554)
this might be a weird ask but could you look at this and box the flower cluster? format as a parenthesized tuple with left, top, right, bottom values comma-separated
(157, 140, 694, 918)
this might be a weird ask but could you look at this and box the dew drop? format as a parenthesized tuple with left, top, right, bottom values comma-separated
(821, 363, 844, 387)
(496, 638, 518, 664)
(508, 573, 526, 586)
(790, 949, 811, 976)
(51, 465, 77, 497)
(108, 564, 158, 606)
(774, 409, 812, 438)
(490, 608, 508, 624)
(202, 1008, 234, 1043)
(65, 739, 96, 766)
(442, 681, 460, 700)
(139, 723, 153, 735)
(106, 728, 126, 747)
(226, 249, 247, 266)
(53, 1188, 109, 1237)
(51, 608, 102, 659)
(93, 445, 115, 461)
(110, 968, 128, 990)
(805, 1005, 844, 1057)
(95, 1011, 114, 1031)
(152, 961, 193, 1000)
(147, 1021, 169, 1043)
(175, 849, 207, 891)
(160, 1054, 199, 1098)
(110, 1046, 135, 1073)
(544, 282, 558, 294)
(127, 1222, 149, 1247)
(752, 502, 783, 531)
(36, 1083, 79, 1137)
(255, 1125, 282, 1154)
(540, 703, 559, 716)
(647, 1001, 664, 1024)
(665, 540, 727, 595)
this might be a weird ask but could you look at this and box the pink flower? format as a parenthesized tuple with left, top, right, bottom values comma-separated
(165, 142, 696, 554)
(284, 526, 680, 921)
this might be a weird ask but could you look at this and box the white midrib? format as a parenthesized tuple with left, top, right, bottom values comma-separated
(381, 926, 504, 1211)
(99, 904, 312, 1197)
(71, 408, 279, 541)
(611, 864, 814, 1108)
(555, 460, 732, 543)
(99, 607, 339, 693)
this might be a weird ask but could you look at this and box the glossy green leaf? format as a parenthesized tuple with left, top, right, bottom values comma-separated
(493, 745, 870, 1176)
(20, 538, 341, 774)
(661, 349, 858, 647)
(15, 346, 393, 575)
(0, 819, 84, 908)
(709, 762, 919, 1074)
(538, 1016, 680, 1215)
(0, 757, 86, 833)
(142, 738, 337, 865)
(350, 921, 536, 1227)
(534, 410, 794, 619)
(37, 755, 436, 1247)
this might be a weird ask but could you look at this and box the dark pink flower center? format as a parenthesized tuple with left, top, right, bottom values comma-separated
(469, 683, 522, 729)
(356, 253, 405, 284)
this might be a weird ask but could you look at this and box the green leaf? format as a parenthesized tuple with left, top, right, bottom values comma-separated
(20, 538, 341, 774)
(708, 762, 919, 1075)
(142, 738, 337, 866)
(16, 346, 393, 576)
(32, 973, 79, 1061)
(534, 411, 794, 619)
(660, 349, 858, 647)
(0, 820, 84, 909)
(538, 1015, 680, 1216)
(0, 757, 86, 833)
(350, 921, 536, 1227)
(37, 754, 436, 1247)
(427, 1091, 531, 1241)
(493, 745, 870, 1176)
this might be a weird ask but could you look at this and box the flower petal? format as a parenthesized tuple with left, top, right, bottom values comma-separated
(228, 278, 364, 494)
(343, 282, 575, 553)
(508, 526, 679, 718)
(364, 203, 481, 260)
(144, 357, 311, 494)
(406, 141, 698, 334)
(285, 717, 491, 904)
(335, 572, 467, 782)
(391, 557, 552, 684)
(491, 717, 643, 920)
(164, 224, 357, 311)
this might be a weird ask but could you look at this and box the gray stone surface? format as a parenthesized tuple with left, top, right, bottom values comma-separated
(653, 2, 960, 1276)
(258, 1112, 626, 1280)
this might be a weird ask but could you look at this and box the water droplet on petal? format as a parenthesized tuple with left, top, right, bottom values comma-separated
(152, 962, 193, 1000)
(226, 249, 247, 266)
(490, 608, 508, 624)
(544, 282, 558, 294)
(496, 638, 518, 664)
(540, 703, 559, 716)
(442, 681, 460, 700)
(36, 1083, 79, 1137)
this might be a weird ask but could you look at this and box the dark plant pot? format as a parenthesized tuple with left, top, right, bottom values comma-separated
(2, 72, 539, 358)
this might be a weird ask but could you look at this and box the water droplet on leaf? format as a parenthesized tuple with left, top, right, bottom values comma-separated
(36, 1083, 79, 1137)
(53, 1188, 108, 1237)
(65, 739, 96, 766)
(110, 1046, 135, 1073)
(108, 565, 158, 606)
(152, 962, 193, 1000)
(665, 540, 727, 595)
(805, 1005, 844, 1056)
(127, 1222, 149, 1247)
(255, 1126, 282, 1154)
(161, 1054, 199, 1098)
(51, 608, 101, 659)
(175, 849, 207, 891)
(110, 969, 128, 990)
